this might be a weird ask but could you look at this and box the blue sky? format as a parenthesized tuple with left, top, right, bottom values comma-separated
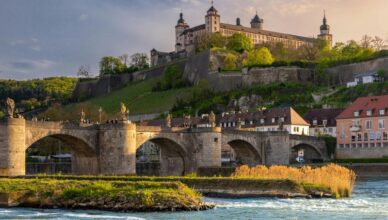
(0, 0, 387, 80)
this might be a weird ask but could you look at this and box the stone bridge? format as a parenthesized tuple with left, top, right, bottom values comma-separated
(0, 118, 327, 176)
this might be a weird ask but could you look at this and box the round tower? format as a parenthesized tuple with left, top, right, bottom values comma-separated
(250, 12, 264, 30)
(175, 12, 189, 52)
(205, 1, 220, 33)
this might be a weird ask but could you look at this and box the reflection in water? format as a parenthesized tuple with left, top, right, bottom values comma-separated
(0, 179, 387, 220)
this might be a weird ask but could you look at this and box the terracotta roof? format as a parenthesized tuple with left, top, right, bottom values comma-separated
(336, 95, 388, 119)
(140, 107, 309, 127)
(304, 109, 344, 127)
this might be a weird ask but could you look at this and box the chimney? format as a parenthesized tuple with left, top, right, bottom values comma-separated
(236, 17, 241, 26)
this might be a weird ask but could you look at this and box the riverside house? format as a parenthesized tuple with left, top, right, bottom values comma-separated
(336, 95, 388, 158)
(304, 109, 344, 137)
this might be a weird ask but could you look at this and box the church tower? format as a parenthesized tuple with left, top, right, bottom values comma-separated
(205, 1, 220, 34)
(175, 12, 189, 52)
(318, 11, 333, 47)
(250, 12, 264, 30)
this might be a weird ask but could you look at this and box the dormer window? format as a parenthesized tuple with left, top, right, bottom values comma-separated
(379, 109, 386, 116)
(354, 111, 360, 117)
(272, 118, 275, 123)
(260, 119, 265, 124)
(323, 120, 328, 126)
(313, 120, 318, 126)
(366, 109, 372, 116)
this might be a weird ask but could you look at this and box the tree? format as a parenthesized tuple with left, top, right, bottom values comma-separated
(301, 43, 319, 61)
(99, 56, 125, 75)
(0, 111, 4, 119)
(119, 54, 130, 67)
(377, 69, 386, 82)
(194, 32, 227, 52)
(372, 36, 386, 51)
(360, 35, 373, 49)
(210, 32, 227, 48)
(77, 64, 91, 78)
(131, 53, 149, 69)
(244, 47, 274, 66)
(226, 33, 253, 52)
(223, 53, 237, 70)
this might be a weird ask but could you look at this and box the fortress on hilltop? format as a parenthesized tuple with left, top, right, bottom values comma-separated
(151, 2, 332, 66)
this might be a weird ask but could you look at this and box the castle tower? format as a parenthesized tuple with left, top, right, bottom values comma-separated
(205, 1, 220, 33)
(250, 12, 264, 30)
(175, 12, 189, 52)
(318, 11, 333, 47)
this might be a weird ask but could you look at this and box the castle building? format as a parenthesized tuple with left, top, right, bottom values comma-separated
(151, 3, 332, 66)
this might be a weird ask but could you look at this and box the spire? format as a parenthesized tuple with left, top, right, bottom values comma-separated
(323, 10, 327, 25)
(207, 0, 217, 13)
(177, 11, 186, 25)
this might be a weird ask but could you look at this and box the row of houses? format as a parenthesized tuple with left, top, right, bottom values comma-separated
(141, 95, 388, 159)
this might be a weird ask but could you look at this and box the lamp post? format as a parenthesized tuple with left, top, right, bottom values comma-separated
(98, 107, 102, 124)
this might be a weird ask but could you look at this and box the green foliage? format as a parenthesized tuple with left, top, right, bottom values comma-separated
(377, 69, 386, 80)
(152, 64, 191, 91)
(0, 111, 3, 119)
(99, 56, 126, 75)
(322, 136, 337, 157)
(244, 47, 274, 66)
(223, 53, 238, 70)
(195, 33, 228, 52)
(226, 33, 253, 52)
(0, 77, 77, 113)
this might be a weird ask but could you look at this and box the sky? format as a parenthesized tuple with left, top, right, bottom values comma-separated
(0, 0, 387, 80)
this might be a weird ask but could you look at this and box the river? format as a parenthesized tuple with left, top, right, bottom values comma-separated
(0, 178, 387, 220)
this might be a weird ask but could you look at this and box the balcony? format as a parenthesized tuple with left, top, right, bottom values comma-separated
(350, 125, 361, 132)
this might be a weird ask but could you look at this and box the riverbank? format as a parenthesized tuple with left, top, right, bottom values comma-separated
(0, 179, 213, 212)
(6, 176, 336, 199)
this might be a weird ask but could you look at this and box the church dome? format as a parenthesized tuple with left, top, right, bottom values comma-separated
(251, 14, 261, 23)
(177, 13, 186, 25)
(207, 6, 218, 13)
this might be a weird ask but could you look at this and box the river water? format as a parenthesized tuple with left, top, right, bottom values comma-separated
(1, 178, 387, 220)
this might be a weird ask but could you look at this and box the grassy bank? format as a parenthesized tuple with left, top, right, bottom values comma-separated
(0, 179, 210, 211)
(232, 164, 356, 198)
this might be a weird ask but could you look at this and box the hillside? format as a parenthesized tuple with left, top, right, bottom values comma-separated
(40, 76, 193, 121)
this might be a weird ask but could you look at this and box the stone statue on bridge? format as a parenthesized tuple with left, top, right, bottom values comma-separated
(80, 109, 85, 124)
(166, 113, 172, 128)
(120, 102, 128, 121)
(6, 98, 15, 118)
(209, 111, 216, 128)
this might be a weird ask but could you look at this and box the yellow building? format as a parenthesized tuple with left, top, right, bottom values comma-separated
(175, 3, 332, 53)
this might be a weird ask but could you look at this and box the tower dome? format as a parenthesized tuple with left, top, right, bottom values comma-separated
(320, 11, 330, 34)
(177, 13, 188, 26)
(250, 12, 263, 30)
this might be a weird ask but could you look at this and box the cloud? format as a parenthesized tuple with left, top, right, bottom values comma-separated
(9, 37, 41, 52)
(0, 59, 58, 74)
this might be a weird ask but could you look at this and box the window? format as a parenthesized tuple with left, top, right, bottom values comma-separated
(351, 135, 356, 142)
(323, 120, 328, 126)
(366, 120, 372, 130)
(370, 131, 375, 140)
(353, 120, 360, 127)
(376, 132, 382, 140)
(313, 120, 317, 126)
(364, 133, 368, 141)
(357, 133, 362, 141)
(379, 109, 386, 116)
(280, 117, 285, 122)
(272, 118, 275, 123)
(354, 111, 360, 117)
(383, 132, 388, 140)
(366, 109, 372, 116)
(260, 119, 264, 124)
(378, 119, 385, 129)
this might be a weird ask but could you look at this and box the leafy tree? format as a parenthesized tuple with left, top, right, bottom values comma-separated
(0, 111, 4, 119)
(131, 53, 149, 69)
(119, 54, 130, 67)
(194, 32, 227, 52)
(377, 69, 386, 82)
(99, 56, 125, 75)
(77, 64, 91, 78)
(244, 47, 274, 66)
(224, 53, 237, 70)
(152, 65, 190, 91)
(226, 33, 253, 52)
(210, 32, 227, 48)
(20, 98, 41, 110)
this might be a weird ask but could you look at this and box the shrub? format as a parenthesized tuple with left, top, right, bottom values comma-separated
(223, 53, 237, 70)
(226, 33, 253, 53)
(232, 164, 356, 198)
(244, 47, 274, 66)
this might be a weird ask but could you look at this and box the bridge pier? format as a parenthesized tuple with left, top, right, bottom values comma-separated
(98, 123, 137, 175)
(0, 118, 26, 176)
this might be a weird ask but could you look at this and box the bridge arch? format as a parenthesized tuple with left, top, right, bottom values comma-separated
(25, 133, 99, 175)
(226, 139, 262, 167)
(290, 143, 324, 164)
(136, 135, 190, 176)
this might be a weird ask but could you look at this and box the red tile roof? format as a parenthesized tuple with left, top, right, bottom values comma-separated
(304, 109, 344, 127)
(336, 95, 388, 119)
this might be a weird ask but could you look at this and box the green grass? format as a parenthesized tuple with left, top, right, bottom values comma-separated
(42, 77, 193, 121)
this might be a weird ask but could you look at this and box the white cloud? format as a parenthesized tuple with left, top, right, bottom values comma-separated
(0, 59, 58, 74)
